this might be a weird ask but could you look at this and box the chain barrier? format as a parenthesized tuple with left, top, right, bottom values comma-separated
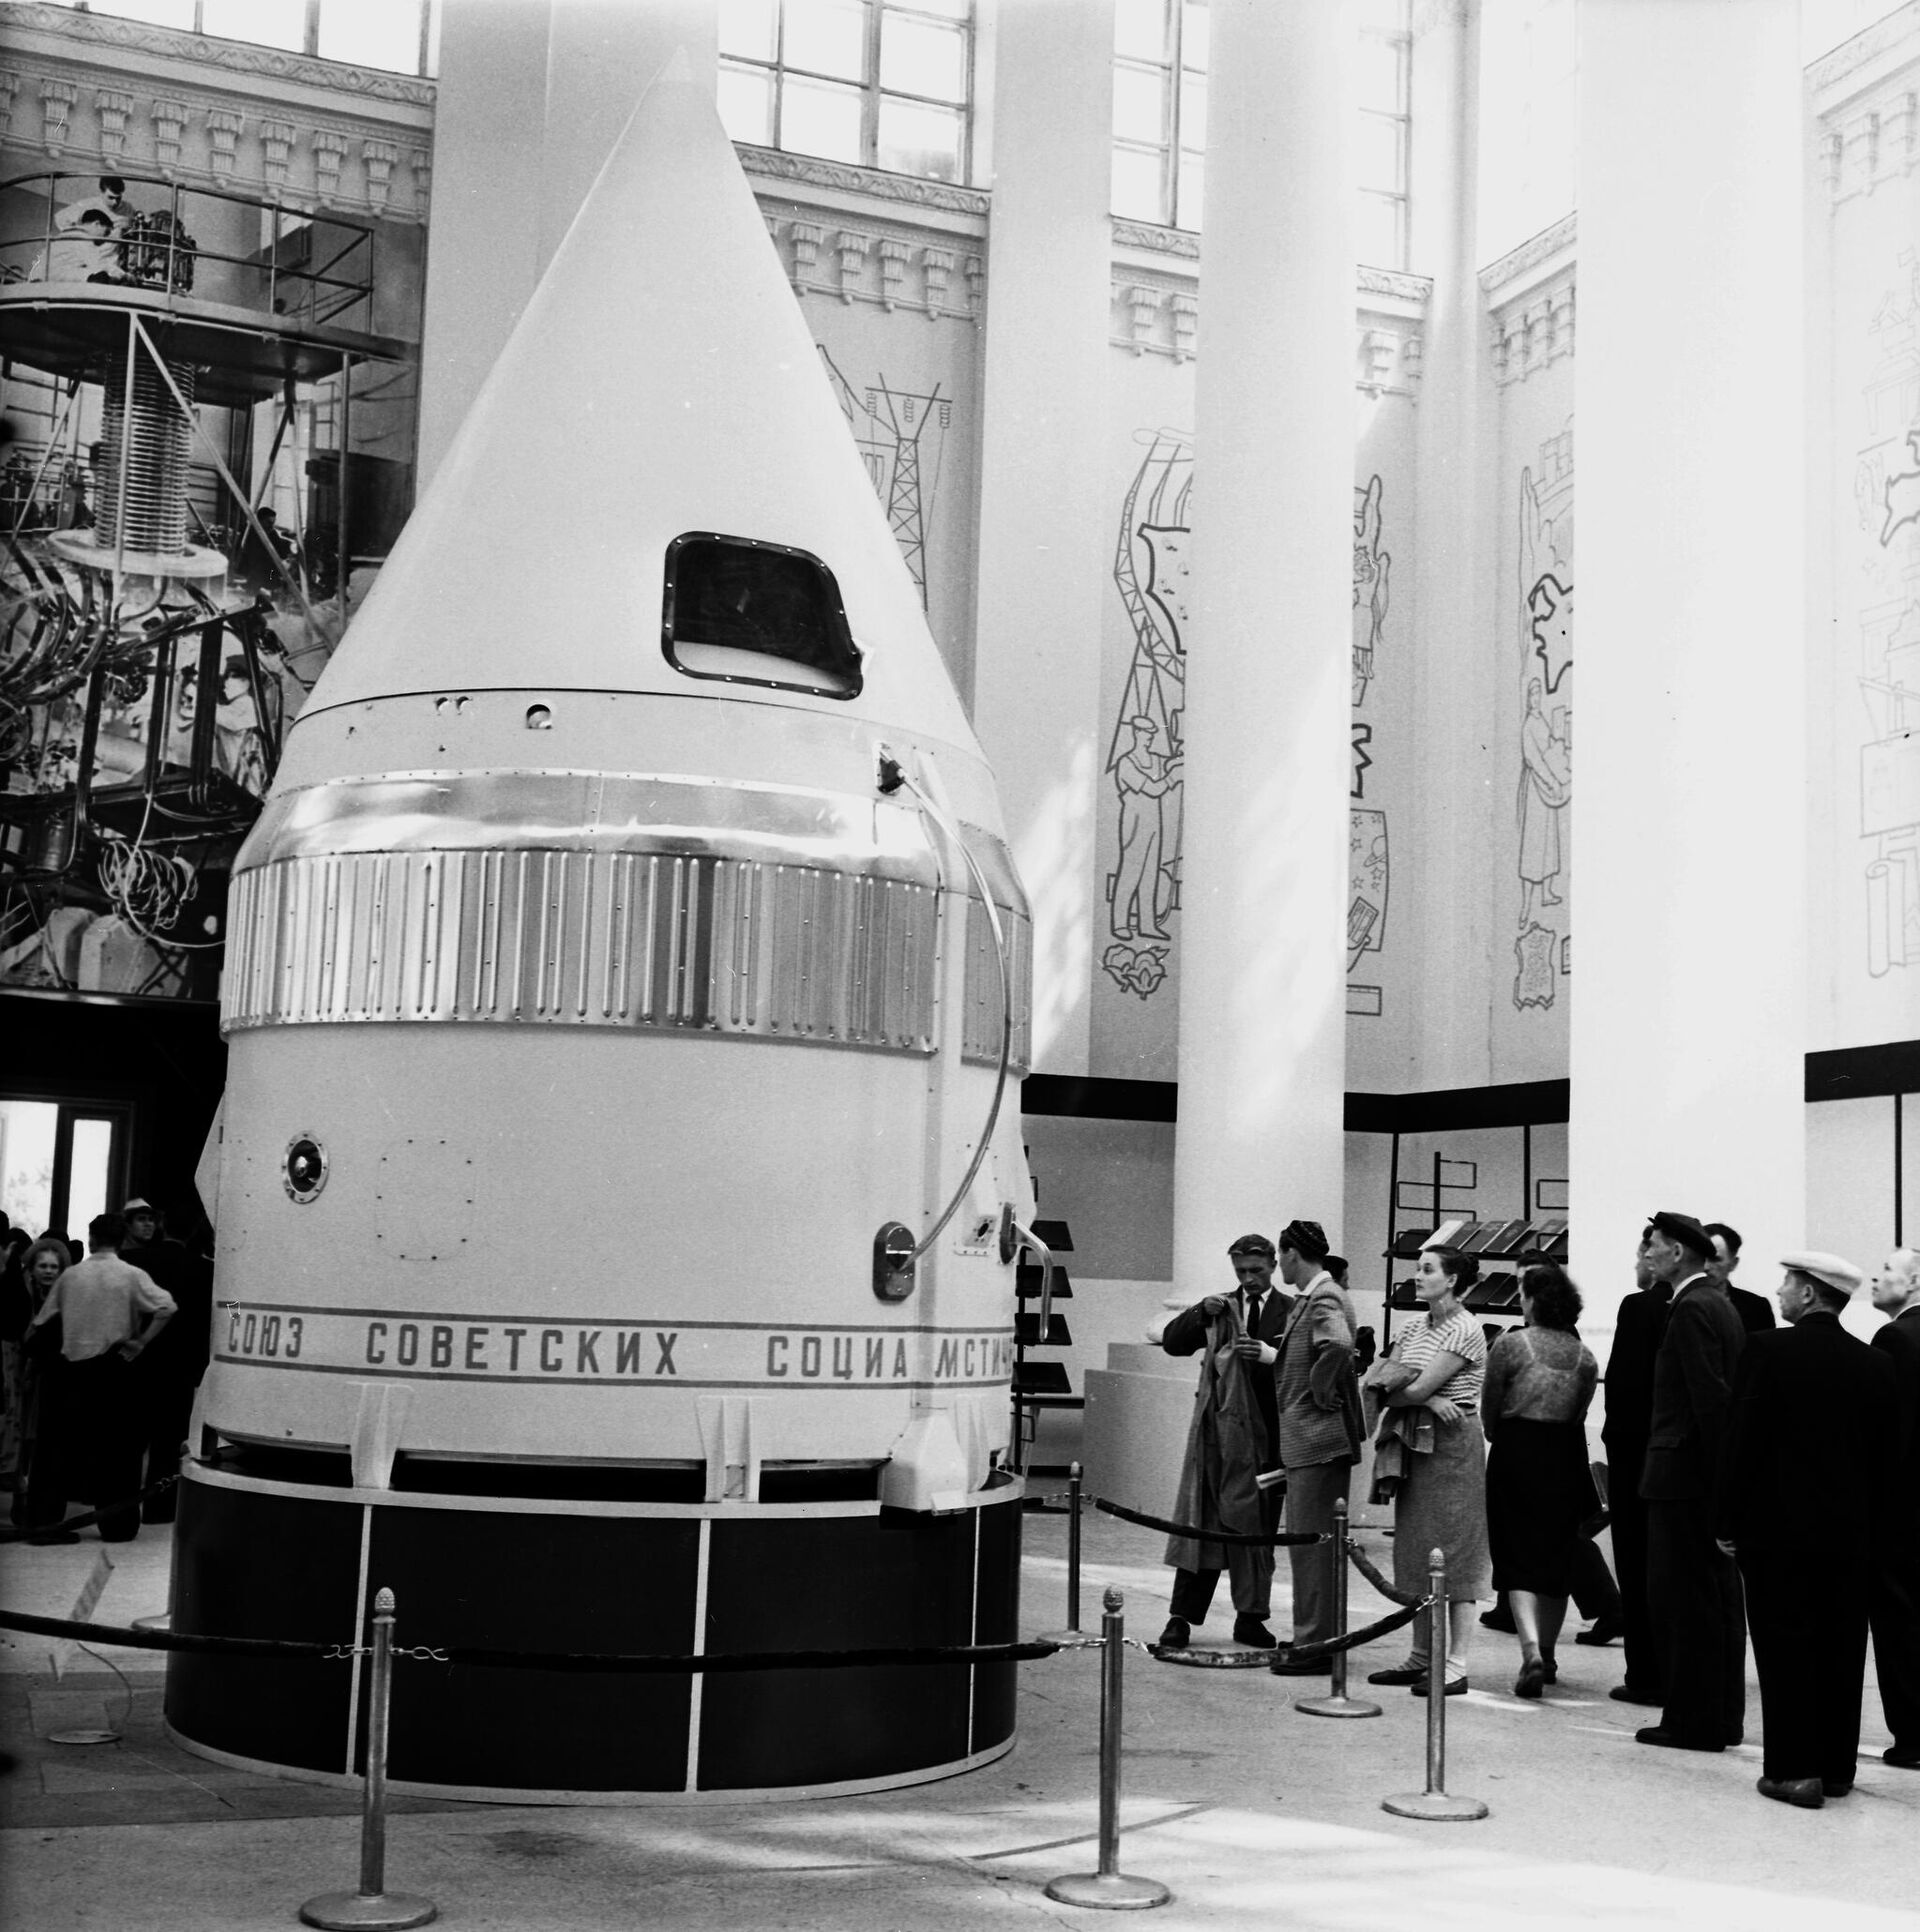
(1093, 1496, 1332, 1548)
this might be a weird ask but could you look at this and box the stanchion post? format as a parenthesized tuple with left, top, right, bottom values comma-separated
(1068, 1461, 1083, 1634)
(300, 1588, 439, 1930)
(1381, 1550, 1488, 1822)
(1045, 1588, 1172, 1910)
(1293, 1500, 1381, 1719)
(1038, 1461, 1086, 1644)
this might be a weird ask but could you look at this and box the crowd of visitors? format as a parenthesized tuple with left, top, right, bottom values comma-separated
(0, 1196, 212, 1542)
(1154, 1211, 1920, 1809)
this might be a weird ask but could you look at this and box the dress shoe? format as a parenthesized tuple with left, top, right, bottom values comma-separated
(1514, 1658, 1547, 1700)
(1541, 1656, 1558, 1684)
(1157, 1618, 1190, 1650)
(1756, 1776, 1823, 1809)
(1479, 1604, 1516, 1633)
(1884, 1746, 1920, 1770)
(1610, 1686, 1664, 1707)
(1574, 1616, 1625, 1647)
(1411, 1676, 1469, 1697)
(1366, 1663, 1425, 1685)
(1231, 1615, 1277, 1649)
(1267, 1655, 1329, 1675)
(1635, 1727, 1723, 1753)
(1822, 1779, 1853, 1798)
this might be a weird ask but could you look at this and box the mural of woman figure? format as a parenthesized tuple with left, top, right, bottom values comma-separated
(1518, 677, 1570, 929)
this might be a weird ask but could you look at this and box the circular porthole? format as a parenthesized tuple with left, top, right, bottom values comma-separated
(284, 1134, 328, 1203)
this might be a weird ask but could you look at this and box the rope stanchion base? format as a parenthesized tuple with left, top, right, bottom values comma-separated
(1044, 1872, 1173, 1911)
(1293, 1688, 1383, 1719)
(1381, 1790, 1489, 1823)
(298, 1889, 437, 1930)
(1148, 1645, 1273, 1670)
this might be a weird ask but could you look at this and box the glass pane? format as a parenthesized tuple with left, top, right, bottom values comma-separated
(719, 63, 776, 145)
(318, 0, 425, 73)
(784, 0, 869, 79)
(1113, 64, 1166, 143)
(1356, 0, 1409, 28)
(68, 1118, 116, 1247)
(0, 1101, 59, 1237)
(202, 0, 306, 50)
(880, 14, 967, 101)
(721, 0, 779, 59)
(899, 0, 970, 15)
(878, 96, 962, 179)
(1357, 31, 1404, 112)
(89, 0, 197, 25)
(1178, 73, 1206, 149)
(1175, 148, 1204, 231)
(1357, 110, 1403, 194)
(1357, 190, 1403, 269)
(1112, 145, 1166, 223)
(1180, 0, 1209, 72)
(1115, 0, 1168, 62)
(781, 74, 865, 163)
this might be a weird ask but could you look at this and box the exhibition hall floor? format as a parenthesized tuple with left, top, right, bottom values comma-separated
(3, 1497, 1916, 1931)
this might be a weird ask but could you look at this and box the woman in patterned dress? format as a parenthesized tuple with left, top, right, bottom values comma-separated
(1365, 1245, 1493, 1695)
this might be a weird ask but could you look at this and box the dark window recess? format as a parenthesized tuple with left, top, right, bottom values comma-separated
(663, 532, 862, 698)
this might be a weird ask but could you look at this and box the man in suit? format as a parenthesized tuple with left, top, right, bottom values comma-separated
(1602, 1234, 1671, 1706)
(1705, 1223, 1777, 1336)
(1158, 1233, 1293, 1650)
(1637, 1209, 1748, 1752)
(1717, 1252, 1897, 1807)
(1869, 1247, 1920, 1771)
(1266, 1219, 1364, 1673)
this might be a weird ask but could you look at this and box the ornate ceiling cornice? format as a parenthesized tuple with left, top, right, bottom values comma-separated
(737, 144, 989, 227)
(1808, 0, 1920, 105)
(1479, 214, 1576, 308)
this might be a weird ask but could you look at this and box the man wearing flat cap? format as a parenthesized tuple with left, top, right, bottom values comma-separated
(1716, 1252, 1898, 1807)
(1636, 1210, 1748, 1753)
(1267, 1219, 1364, 1671)
(1158, 1234, 1294, 1649)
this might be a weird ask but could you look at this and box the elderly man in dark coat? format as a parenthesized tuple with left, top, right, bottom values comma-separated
(1717, 1251, 1898, 1807)
(1602, 1234, 1672, 1707)
(1636, 1209, 1747, 1753)
(1158, 1233, 1293, 1650)
(1868, 1247, 1920, 1771)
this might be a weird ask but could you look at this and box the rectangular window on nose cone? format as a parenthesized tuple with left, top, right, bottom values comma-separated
(663, 533, 863, 699)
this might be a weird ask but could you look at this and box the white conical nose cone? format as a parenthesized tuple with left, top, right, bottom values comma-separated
(303, 57, 974, 749)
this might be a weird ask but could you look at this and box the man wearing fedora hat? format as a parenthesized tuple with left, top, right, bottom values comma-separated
(1716, 1252, 1898, 1807)
(1636, 1210, 1749, 1753)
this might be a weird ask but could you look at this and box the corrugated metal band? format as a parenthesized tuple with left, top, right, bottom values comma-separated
(223, 773, 1030, 1068)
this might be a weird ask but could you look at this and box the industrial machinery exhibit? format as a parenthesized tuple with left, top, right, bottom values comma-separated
(164, 61, 1039, 1800)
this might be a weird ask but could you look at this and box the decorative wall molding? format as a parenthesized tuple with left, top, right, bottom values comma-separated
(1, 3, 432, 221)
(1479, 213, 1576, 307)
(1809, 0, 1920, 105)
(0, 1, 434, 109)
(763, 215, 978, 320)
(1819, 81, 1920, 204)
(1488, 272, 1576, 388)
(1112, 216, 1199, 261)
(737, 143, 989, 222)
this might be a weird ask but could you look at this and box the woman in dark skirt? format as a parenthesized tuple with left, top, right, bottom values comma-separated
(1482, 1261, 1599, 1699)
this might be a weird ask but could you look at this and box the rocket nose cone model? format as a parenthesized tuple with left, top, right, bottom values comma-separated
(306, 54, 971, 747)
(175, 54, 1037, 1804)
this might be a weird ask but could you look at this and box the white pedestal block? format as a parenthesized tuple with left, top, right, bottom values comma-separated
(1081, 1345, 1196, 1518)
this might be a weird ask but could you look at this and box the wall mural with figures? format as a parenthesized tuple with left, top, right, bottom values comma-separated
(1103, 431, 1190, 1004)
(1348, 475, 1391, 1011)
(1512, 429, 1573, 1013)
(1855, 251, 1919, 987)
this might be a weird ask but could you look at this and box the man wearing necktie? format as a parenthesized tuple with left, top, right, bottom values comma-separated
(1158, 1233, 1295, 1649)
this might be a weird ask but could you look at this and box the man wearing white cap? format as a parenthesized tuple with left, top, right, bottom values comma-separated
(1716, 1251, 1898, 1809)
(1868, 1248, 1920, 1770)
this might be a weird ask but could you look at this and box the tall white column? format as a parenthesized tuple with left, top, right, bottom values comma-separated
(1569, 0, 1805, 1316)
(969, 0, 1113, 1077)
(415, 0, 554, 488)
(1172, 0, 1353, 1284)
(537, 0, 719, 275)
